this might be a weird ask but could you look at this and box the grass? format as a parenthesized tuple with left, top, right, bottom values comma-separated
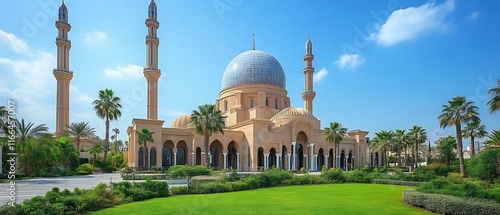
(92, 184, 433, 215)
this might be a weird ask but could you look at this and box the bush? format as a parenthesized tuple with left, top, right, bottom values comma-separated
(373, 179, 422, 186)
(417, 175, 500, 202)
(112, 180, 169, 201)
(170, 186, 189, 195)
(345, 169, 370, 183)
(467, 148, 500, 183)
(76, 163, 94, 174)
(403, 188, 500, 215)
(321, 168, 346, 183)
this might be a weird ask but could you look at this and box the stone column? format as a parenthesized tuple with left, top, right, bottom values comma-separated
(223, 153, 227, 169)
(313, 155, 318, 171)
(304, 154, 308, 170)
(174, 153, 177, 165)
(236, 153, 240, 171)
(292, 142, 297, 170)
(325, 154, 329, 169)
(276, 154, 281, 169)
(309, 143, 315, 171)
(287, 154, 291, 170)
(264, 154, 269, 169)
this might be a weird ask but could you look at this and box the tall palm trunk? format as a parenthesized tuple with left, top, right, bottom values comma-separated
(145, 142, 149, 170)
(204, 133, 210, 168)
(455, 123, 466, 177)
(470, 134, 475, 157)
(414, 141, 418, 169)
(104, 116, 109, 163)
(76, 137, 81, 165)
(397, 146, 402, 168)
(332, 137, 337, 168)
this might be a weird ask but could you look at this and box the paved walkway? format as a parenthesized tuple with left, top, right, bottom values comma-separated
(0, 173, 187, 205)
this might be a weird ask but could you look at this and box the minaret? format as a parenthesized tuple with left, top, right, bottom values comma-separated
(53, 0, 73, 135)
(144, 0, 161, 120)
(302, 34, 316, 114)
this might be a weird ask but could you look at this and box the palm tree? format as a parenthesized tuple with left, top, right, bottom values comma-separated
(63, 121, 96, 153)
(136, 127, 155, 170)
(93, 88, 122, 163)
(55, 137, 73, 168)
(394, 129, 407, 168)
(15, 118, 49, 142)
(487, 79, 500, 113)
(437, 96, 480, 177)
(369, 130, 394, 167)
(88, 143, 104, 168)
(112, 128, 120, 141)
(323, 122, 348, 168)
(113, 140, 123, 153)
(0, 106, 7, 136)
(191, 104, 226, 168)
(408, 126, 427, 169)
(435, 135, 457, 165)
(484, 129, 500, 146)
(462, 121, 487, 156)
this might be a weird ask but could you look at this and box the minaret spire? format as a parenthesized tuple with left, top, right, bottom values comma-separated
(144, 0, 161, 120)
(54, 0, 72, 136)
(252, 33, 255, 50)
(302, 34, 316, 114)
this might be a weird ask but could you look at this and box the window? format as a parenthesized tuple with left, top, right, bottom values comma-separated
(63, 47, 66, 69)
(250, 98, 254, 108)
(211, 148, 218, 168)
(150, 147, 157, 167)
(138, 147, 144, 167)
(224, 100, 228, 112)
(176, 148, 185, 165)
(162, 148, 172, 167)
(266, 98, 269, 107)
(275, 98, 278, 109)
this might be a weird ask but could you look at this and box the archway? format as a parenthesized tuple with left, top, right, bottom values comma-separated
(329, 148, 334, 168)
(258, 147, 264, 169)
(270, 148, 276, 168)
(375, 152, 379, 166)
(228, 141, 238, 169)
(340, 150, 346, 170)
(195, 147, 201, 165)
(176, 141, 188, 165)
(162, 140, 175, 170)
(348, 150, 353, 169)
(150, 147, 157, 168)
(296, 131, 307, 169)
(138, 146, 144, 167)
(210, 140, 223, 169)
(318, 148, 324, 170)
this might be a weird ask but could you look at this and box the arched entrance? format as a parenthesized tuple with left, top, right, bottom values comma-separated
(318, 148, 324, 170)
(270, 148, 276, 168)
(296, 131, 307, 170)
(176, 141, 188, 165)
(227, 141, 238, 169)
(150, 146, 157, 168)
(162, 140, 174, 170)
(195, 147, 201, 165)
(258, 147, 264, 169)
(340, 150, 346, 170)
(210, 140, 223, 170)
(348, 150, 353, 169)
(329, 148, 334, 168)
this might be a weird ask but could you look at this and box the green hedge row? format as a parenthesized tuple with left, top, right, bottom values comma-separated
(403, 188, 500, 215)
(372, 179, 422, 186)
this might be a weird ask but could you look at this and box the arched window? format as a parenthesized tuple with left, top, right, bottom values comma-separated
(177, 148, 185, 165)
(250, 98, 254, 108)
(196, 147, 201, 165)
(138, 147, 144, 167)
(224, 100, 228, 112)
(162, 148, 172, 167)
(258, 147, 264, 168)
(266, 98, 269, 107)
(211, 147, 218, 168)
(150, 147, 157, 167)
(275, 98, 278, 109)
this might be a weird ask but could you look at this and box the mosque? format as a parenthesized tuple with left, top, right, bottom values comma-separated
(53, 0, 372, 172)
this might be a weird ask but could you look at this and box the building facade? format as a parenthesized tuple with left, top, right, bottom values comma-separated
(125, 1, 370, 172)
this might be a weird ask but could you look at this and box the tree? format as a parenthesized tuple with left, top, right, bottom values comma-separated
(323, 122, 348, 168)
(435, 135, 457, 165)
(136, 127, 155, 170)
(408, 126, 427, 169)
(54, 137, 77, 169)
(467, 148, 500, 183)
(0, 106, 7, 136)
(394, 129, 407, 168)
(462, 121, 487, 157)
(169, 165, 210, 193)
(191, 104, 226, 168)
(93, 88, 122, 163)
(112, 140, 123, 154)
(112, 128, 120, 142)
(484, 129, 500, 146)
(15, 119, 49, 175)
(487, 79, 500, 113)
(369, 130, 394, 167)
(437, 96, 480, 177)
(88, 143, 104, 168)
(63, 121, 95, 153)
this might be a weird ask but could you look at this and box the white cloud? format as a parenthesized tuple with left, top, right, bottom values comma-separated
(0, 28, 29, 54)
(313, 68, 328, 83)
(368, 0, 455, 46)
(70, 85, 94, 103)
(104, 64, 143, 79)
(84, 31, 108, 44)
(468, 11, 479, 20)
(334, 54, 365, 70)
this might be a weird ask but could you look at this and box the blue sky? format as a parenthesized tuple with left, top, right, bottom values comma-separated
(1, 0, 499, 147)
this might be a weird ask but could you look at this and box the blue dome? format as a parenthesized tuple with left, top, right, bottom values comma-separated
(222, 50, 286, 90)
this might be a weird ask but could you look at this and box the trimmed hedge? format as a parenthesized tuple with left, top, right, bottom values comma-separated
(403, 188, 500, 215)
(373, 179, 422, 186)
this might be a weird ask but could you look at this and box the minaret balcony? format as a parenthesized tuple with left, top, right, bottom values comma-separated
(145, 35, 159, 42)
(144, 67, 161, 73)
(53, 69, 73, 75)
(301, 91, 316, 100)
(145, 18, 159, 26)
(56, 37, 71, 44)
(55, 21, 71, 28)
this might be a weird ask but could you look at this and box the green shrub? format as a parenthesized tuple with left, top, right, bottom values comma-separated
(112, 180, 169, 201)
(345, 169, 369, 183)
(76, 163, 94, 174)
(403, 188, 500, 215)
(321, 168, 346, 183)
(467, 148, 500, 183)
(425, 163, 452, 176)
(170, 186, 189, 195)
(373, 179, 422, 186)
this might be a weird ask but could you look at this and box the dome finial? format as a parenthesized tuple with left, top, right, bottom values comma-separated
(252, 33, 255, 50)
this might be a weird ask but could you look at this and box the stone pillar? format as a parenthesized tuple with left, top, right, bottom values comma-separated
(276, 154, 281, 169)
(292, 142, 297, 170)
(313, 154, 318, 171)
(304, 155, 308, 170)
(174, 153, 177, 165)
(287, 154, 291, 170)
(264, 154, 269, 169)
(325, 154, 329, 169)
(223, 153, 227, 169)
(309, 143, 315, 171)
(236, 153, 240, 171)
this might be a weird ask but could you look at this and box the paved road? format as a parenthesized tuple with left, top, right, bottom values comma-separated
(0, 173, 187, 205)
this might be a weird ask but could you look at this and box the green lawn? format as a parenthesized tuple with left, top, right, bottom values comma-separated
(92, 184, 433, 215)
